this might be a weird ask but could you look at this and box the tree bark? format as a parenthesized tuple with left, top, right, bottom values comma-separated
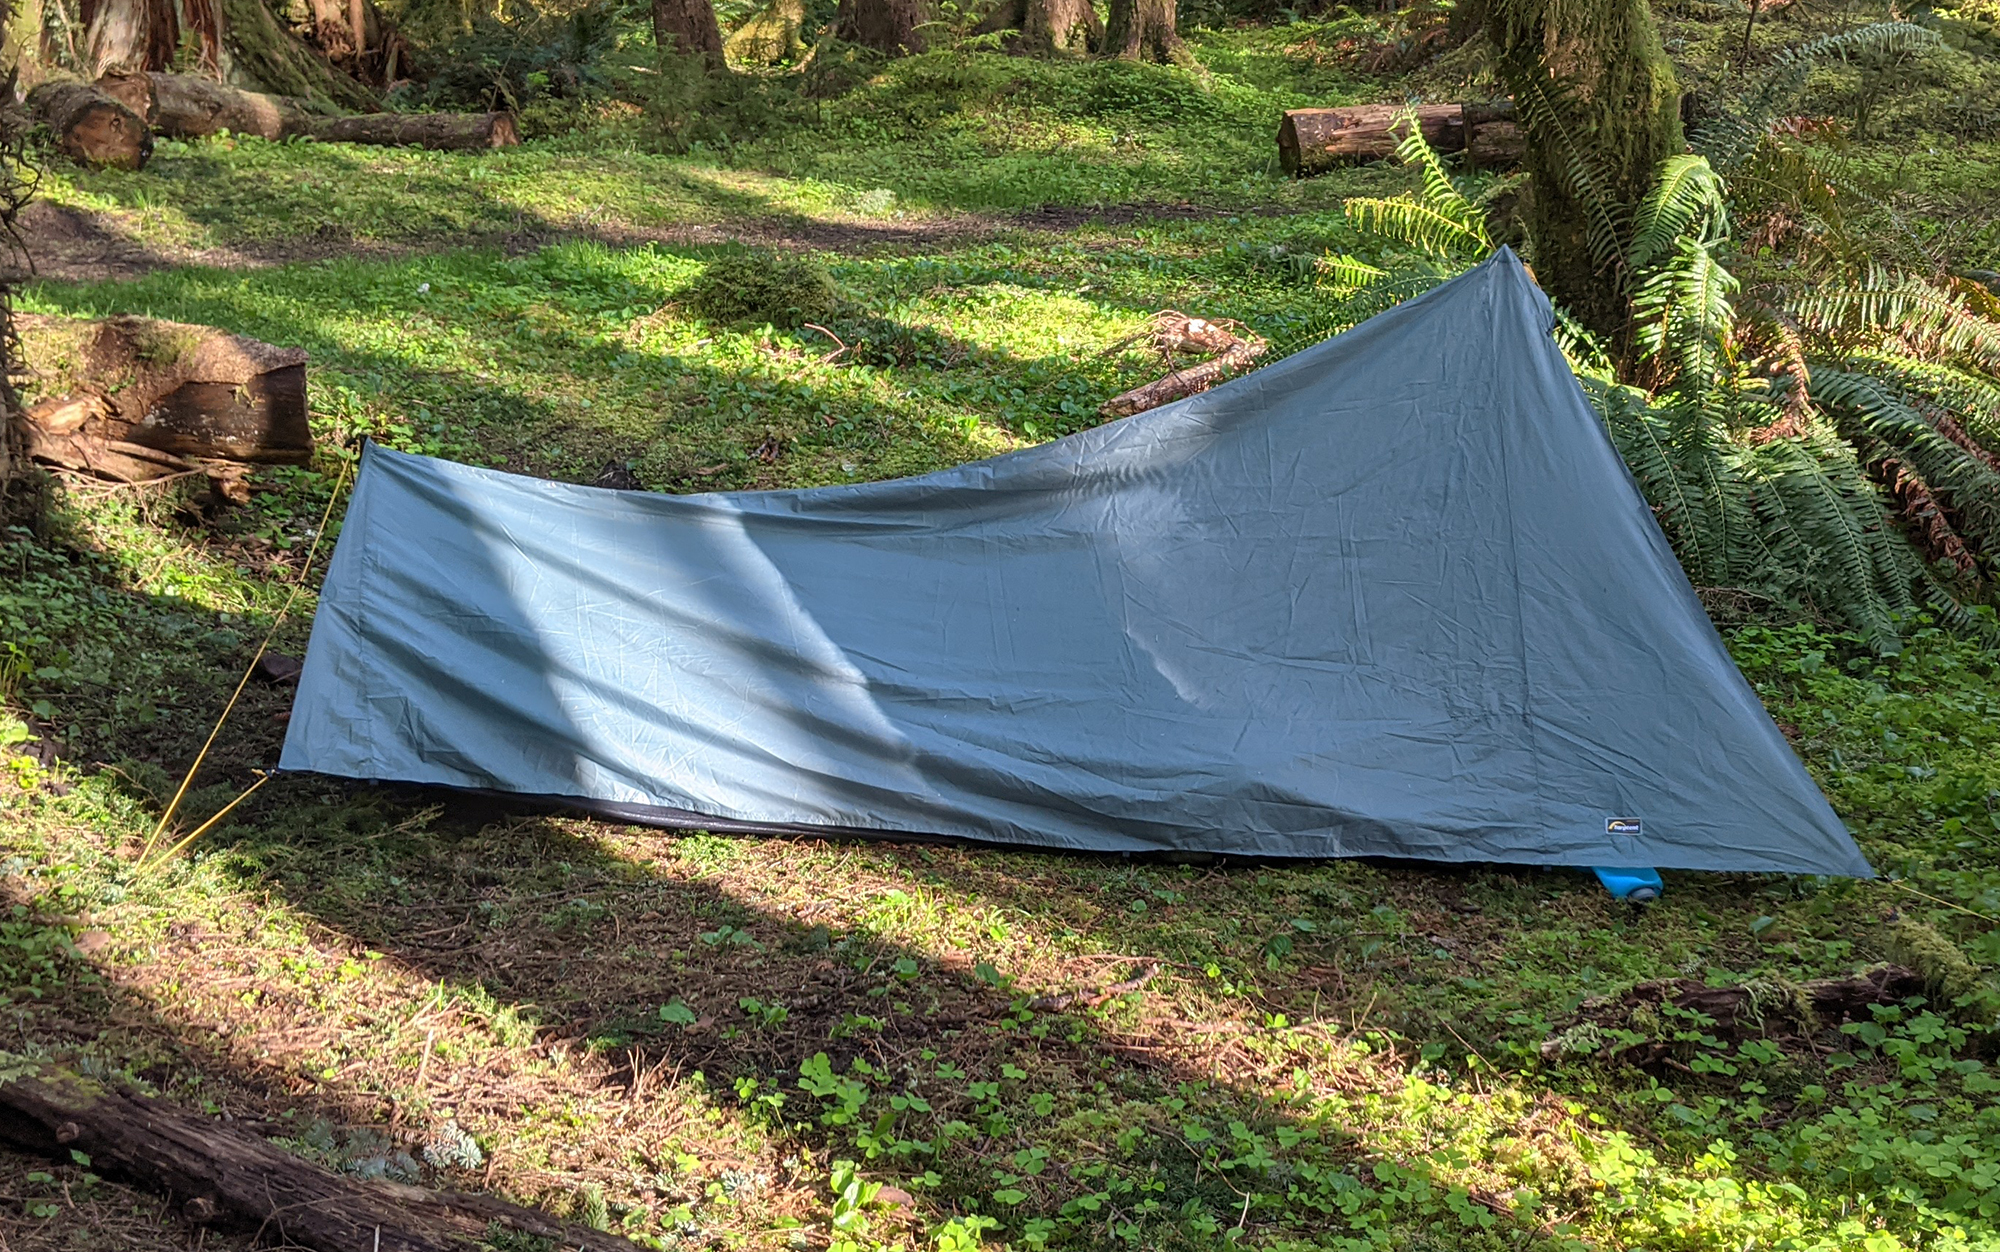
(307, 110, 520, 150)
(836, 0, 929, 55)
(15, 313, 311, 483)
(98, 70, 315, 140)
(725, 0, 807, 64)
(0, 1066, 655, 1252)
(1277, 102, 1520, 175)
(1100, 313, 1266, 417)
(25, 81, 151, 170)
(1103, 0, 1183, 63)
(653, 0, 726, 66)
(1467, 0, 1683, 343)
(84, 0, 177, 77)
(976, 0, 1101, 55)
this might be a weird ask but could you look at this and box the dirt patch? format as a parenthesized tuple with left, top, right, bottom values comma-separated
(20, 199, 1305, 284)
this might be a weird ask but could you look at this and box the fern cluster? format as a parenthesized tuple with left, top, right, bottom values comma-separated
(1304, 37, 2000, 649)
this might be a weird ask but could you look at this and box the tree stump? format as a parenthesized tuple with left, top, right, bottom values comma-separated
(307, 109, 520, 150)
(98, 70, 317, 141)
(15, 314, 312, 485)
(25, 81, 152, 170)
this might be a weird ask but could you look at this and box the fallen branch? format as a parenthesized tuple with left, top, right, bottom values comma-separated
(1100, 313, 1266, 418)
(1542, 964, 1926, 1065)
(0, 1064, 650, 1252)
(1027, 961, 1161, 1012)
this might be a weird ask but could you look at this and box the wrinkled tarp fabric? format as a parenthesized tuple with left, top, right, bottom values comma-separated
(281, 249, 1873, 876)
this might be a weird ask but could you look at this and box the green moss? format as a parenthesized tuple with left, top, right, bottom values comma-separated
(687, 251, 840, 329)
(1887, 917, 1984, 1005)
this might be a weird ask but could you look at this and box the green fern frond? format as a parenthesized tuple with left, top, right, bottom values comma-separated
(1694, 22, 1943, 171)
(1318, 254, 1390, 290)
(1507, 74, 1627, 278)
(1791, 273, 2000, 369)
(1391, 118, 1489, 249)
(1343, 198, 1488, 260)
(1814, 369, 2000, 549)
(1630, 155, 1729, 270)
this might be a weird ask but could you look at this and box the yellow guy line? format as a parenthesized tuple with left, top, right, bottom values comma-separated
(138, 460, 353, 866)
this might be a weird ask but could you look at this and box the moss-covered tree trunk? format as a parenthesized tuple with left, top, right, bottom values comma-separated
(724, 0, 806, 65)
(976, 0, 1101, 55)
(652, 0, 725, 66)
(1103, 0, 1184, 63)
(1470, 0, 1682, 343)
(836, 0, 928, 55)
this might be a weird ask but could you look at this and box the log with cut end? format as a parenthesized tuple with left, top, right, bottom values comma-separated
(1278, 101, 1518, 176)
(309, 110, 520, 150)
(16, 314, 312, 484)
(0, 1065, 652, 1252)
(97, 71, 317, 142)
(1100, 313, 1267, 418)
(26, 81, 152, 170)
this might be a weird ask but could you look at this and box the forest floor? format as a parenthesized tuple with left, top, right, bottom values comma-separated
(7, 17, 2000, 1252)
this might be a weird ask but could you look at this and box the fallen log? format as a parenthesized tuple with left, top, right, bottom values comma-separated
(1542, 964, 1926, 1065)
(1278, 101, 1518, 176)
(0, 1064, 650, 1252)
(309, 110, 520, 150)
(1100, 312, 1267, 418)
(16, 314, 312, 488)
(97, 70, 316, 141)
(26, 81, 151, 170)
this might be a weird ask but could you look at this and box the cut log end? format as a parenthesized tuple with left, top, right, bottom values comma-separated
(27, 82, 153, 171)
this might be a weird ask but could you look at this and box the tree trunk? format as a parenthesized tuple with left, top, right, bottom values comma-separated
(25, 81, 151, 170)
(653, 0, 726, 66)
(836, 0, 928, 55)
(15, 313, 311, 483)
(98, 70, 315, 140)
(308, 109, 520, 150)
(0, 1065, 655, 1252)
(1468, 0, 1683, 343)
(976, 0, 1100, 55)
(214, 0, 378, 109)
(84, 0, 177, 76)
(1102, 0, 1183, 63)
(725, 0, 807, 64)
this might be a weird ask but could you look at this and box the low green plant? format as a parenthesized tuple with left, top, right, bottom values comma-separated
(687, 250, 841, 329)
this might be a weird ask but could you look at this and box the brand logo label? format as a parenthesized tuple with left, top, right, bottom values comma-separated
(1606, 817, 1643, 836)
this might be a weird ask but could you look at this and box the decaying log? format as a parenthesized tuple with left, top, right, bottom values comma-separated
(26, 81, 152, 170)
(98, 70, 317, 141)
(1100, 312, 1267, 418)
(309, 110, 520, 150)
(16, 314, 311, 486)
(1278, 101, 1518, 176)
(0, 1065, 650, 1252)
(1542, 964, 1926, 1065)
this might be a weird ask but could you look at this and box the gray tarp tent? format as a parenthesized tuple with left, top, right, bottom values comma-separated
(280, 249, 1873, 877)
